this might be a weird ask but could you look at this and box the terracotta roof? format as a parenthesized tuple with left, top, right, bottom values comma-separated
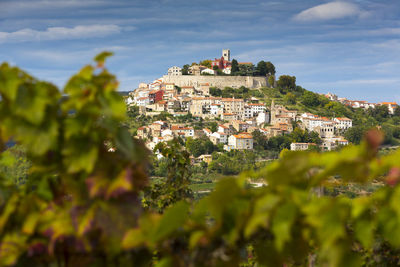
(233, 134, 252, 139)
(380, 102, 398, 105)
(247, 103, 265, 106)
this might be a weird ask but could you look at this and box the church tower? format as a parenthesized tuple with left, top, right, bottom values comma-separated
(222, 49, 230, 61)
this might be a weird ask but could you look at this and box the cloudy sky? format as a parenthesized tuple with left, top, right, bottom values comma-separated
(1, 0, 399, 102)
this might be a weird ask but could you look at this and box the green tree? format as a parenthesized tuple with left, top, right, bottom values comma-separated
(255, 60, 268, 76)
(268, 75, 275, 87)
(301, 91, 320, 107)
(182, 64, 190, 75)
(277, 75, 296, 93)
(344, 125, 366, 144)
(231, 59, 239, 74)
(265, 61, 276, 75)
(283, 92, 296, 105)
(199, 59, 212, 68)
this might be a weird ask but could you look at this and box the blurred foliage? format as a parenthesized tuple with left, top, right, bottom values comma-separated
(1, 54, 400, 267)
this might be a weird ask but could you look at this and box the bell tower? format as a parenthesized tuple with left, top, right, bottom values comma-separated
(222, 49, 230, 61)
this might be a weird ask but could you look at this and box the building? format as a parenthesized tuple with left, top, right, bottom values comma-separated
(380, 102, 398, 114)
(290, 143, 316, 151)
(222, 49, 230, 61)
(171, 125, 194, 138)
(227, 133, 253, 150)
(334, 117, 352, 130)
(221, 98, 245, 118)
(136, 97, 150, 106)
(149, 90, 164, 104)
(210, 132, 228, 145)
(222, 113, 237, 121)
(199, 83, 210, 96)
(188, 65, 207, 75)
(232, 120, 250, 132)
(168, 66, 182, 76)
(211, 56, 231, 70)
(201, 68, 215, 75)
(244, 103, 266, 119)
(181, 86, 196, 95)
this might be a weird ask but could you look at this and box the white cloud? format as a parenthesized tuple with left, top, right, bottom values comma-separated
(0, 25, 121, 43)
(294, 1, 364, 22)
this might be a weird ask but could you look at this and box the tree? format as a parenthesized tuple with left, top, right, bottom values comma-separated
(256, 60, 268, 76)
(185, 137, 216, 157)
(301, 91, 320, 107)
(199, 59, 212, 68)
(182, 64, 190, 75)
(277, 75, 296, 93)
(283, 92, 296, 105)
(394, 106, 400, 117)
(144, 139, 193, 212)
(265, 61, 276, 75)
(231, 59, 239, 74)
(268, 75, 275, 88)
(238, 63, 255, 76)
(344, 125, 366, 144)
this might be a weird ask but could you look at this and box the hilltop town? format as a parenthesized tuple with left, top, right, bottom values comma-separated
(124, 49, 399, 163)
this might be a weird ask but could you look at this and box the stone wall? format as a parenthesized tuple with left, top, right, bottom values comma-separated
(162, 75, 269, 89)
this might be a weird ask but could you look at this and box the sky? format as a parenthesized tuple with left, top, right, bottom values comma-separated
(0, 0, 399, 103)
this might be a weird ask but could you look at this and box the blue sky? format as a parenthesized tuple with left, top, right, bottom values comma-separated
(1, 0, 399, 103)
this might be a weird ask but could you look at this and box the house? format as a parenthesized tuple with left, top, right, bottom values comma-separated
(168, 66, 182, 76)
(380, 102, 398, 114)
(222, 113, 237, 121)
(244, 103, 266, 119)
(203, 128, 212, 137)
(149, 90, 164, 104)
(334, 117, 352, 130)
(188, 65, 207, 75)
(221, 98, 245, 119)
(136, 97, 150, 106)
(314, 123, 335, 138)
(162, 83, 175, 91)
(181, 86, 196, 95)
(227, 133, 253, 150)
(137, 126, 150, 139)
(201, 68, 215, 75)
(210, 132, 228, 144)
(171, 125, 194, 138)
(211, 56, 231, 70)
(218, 124, 233, 135)
(222, 67, 231, 75)
(197, 154, 213, 164)
(290, 143, 316, 151)
(199, 83, 210, 96)
(232, 120, 250, 132)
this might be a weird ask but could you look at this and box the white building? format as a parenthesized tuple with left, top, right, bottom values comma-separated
(210, 132, 228, 144)
(136, 97, 150, 106)
(334, 117, 352, 130)
(227, 134, 253, 150)
(201, 68, 215, 75)
(168, 66, 182, 76)
(222, 67, 231, 75)
(290, 143, 315, 151)
(244, 103, 266, 119)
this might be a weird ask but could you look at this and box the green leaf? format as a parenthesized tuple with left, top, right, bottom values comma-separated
(271, 202, 297, 251)
(94, 51, 113, 66)
(152, 201, 189, 242)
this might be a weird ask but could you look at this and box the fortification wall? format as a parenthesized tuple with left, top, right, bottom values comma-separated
(162, 75, 268, 89)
